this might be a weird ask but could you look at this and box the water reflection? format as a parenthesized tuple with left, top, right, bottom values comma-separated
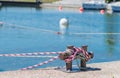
(104, 14, 119, 56)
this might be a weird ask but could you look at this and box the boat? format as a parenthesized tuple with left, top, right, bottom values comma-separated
(110, 2, 120, 12)
(82, 1, 107, 10)
(112, 6, 120, 12)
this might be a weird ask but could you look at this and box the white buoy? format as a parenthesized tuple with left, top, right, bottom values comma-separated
(59, 18, 69, 34)
(0, 22, 3, 27)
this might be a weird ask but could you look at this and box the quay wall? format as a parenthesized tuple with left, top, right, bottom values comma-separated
(0, 1, 42, 7)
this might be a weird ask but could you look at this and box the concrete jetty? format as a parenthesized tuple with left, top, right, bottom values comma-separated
(40, 0, 90, 8)
(0, 1, 42, 7)
(0, 61, 120, 78)
(41, 0, 120, 12)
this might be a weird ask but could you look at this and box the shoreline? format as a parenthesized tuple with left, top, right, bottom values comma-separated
(40, 0, 120, 12)
(40, 0, 89, 8)
(0, 1, 42, 7)
(0, 61, 120, 78)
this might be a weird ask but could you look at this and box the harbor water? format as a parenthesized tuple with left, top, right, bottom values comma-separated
(0, 7, 120, 71)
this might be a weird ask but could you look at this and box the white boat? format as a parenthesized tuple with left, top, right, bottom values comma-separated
(82, 1, 107, 10)
(112, 6, 120, 12)
(110, 2, 120, 12)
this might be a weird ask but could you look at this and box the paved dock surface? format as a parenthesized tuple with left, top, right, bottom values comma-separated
(40, 0, 91, 8)
(0, 61, 120, 78)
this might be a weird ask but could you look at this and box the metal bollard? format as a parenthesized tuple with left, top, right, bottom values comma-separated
(80, 45, 87, 71)
(66, 62, 72, 71)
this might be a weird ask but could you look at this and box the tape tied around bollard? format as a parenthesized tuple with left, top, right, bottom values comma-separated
(0, 52, 63, 57)
(0, 52, 63, 70)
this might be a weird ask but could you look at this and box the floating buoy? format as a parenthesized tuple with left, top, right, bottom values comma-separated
(59, 18, 69, 34)
(79, 7, 84, 13)
(59, 18, 69, 27)
(100, 10, 105, 14)
(58, 5, 62, 11)
(0, 22, 3, 26)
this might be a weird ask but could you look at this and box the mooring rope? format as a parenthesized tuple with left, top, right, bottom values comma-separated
(5, 22, 120, 35)
(70, 32, 120, 35)
(4, 23, 56, 33)
(1, 22, 120, 35)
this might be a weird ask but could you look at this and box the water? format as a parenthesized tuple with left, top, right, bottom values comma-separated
(0, 7, 120, 71)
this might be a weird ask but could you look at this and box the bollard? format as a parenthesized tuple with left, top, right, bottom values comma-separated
(65, 45, 73, 71)
(66, 62, 72, 71)
(80, 45, 87, 71)
(58, 45, 93, 72)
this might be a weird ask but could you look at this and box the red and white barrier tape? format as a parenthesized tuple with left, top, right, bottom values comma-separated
(0, 52, 63, 57)
(8, 55, 57, 58)
(65, 47, 90, 63)
(21, 56, 59, 70)
(74, 47, 90, 60)
(80, 49, 90, 60)
(0, 52, 62, 70)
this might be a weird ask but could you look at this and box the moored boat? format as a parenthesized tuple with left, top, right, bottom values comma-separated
(82, 1, 107, 10)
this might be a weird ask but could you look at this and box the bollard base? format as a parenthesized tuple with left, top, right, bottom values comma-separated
(66, 62, 72, 71)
